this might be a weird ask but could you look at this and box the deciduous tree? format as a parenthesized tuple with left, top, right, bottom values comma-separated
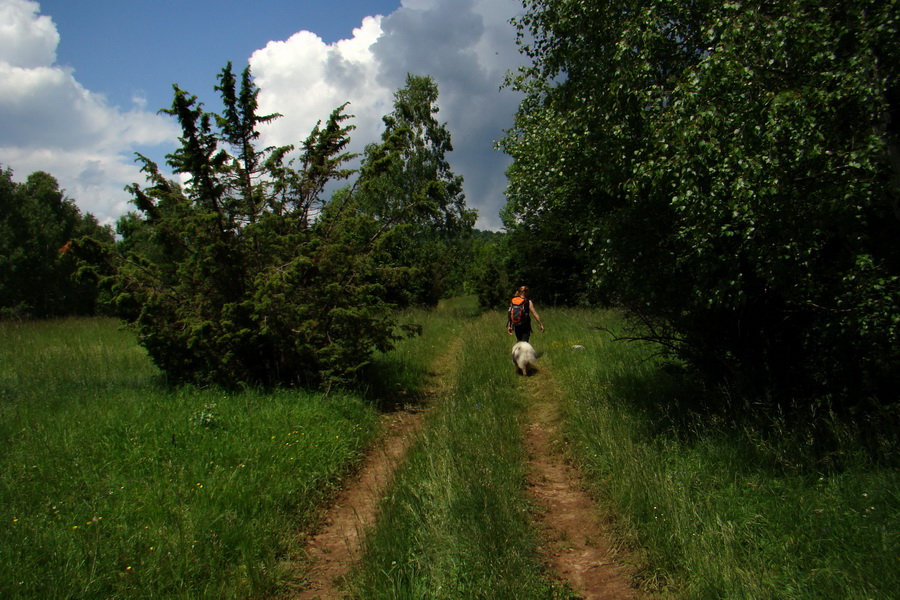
(355, 74, 476, 306)
(0, 166, 113, 318)
(504, 0, 900, 407)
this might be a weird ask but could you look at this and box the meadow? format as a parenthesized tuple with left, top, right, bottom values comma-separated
(0, 318, 383, 599)
(546, 308, 900, 599)
(2, 304, 897, 599)
(349, 304, 900, 599)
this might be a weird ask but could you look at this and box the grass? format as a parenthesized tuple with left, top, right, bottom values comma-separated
(543, 308, 900, 599)
(360, 296, 483, 408)
(3, 304, 896, 599)
(0, 318, 379, 599)
(349, 306, 568, 599)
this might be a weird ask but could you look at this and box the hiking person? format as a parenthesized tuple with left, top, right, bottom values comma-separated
(507, 286, 545, 342)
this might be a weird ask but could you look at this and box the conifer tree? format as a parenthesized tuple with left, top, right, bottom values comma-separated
(101, 65, 399, 387)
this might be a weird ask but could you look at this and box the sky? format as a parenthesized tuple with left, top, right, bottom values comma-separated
(0, 0, 531, 231)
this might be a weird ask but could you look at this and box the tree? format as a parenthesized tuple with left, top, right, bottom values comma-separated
(467, 229, 513, 310)
(504, 0, 900, 407)
(0, 166, 114, 318)
(354, 74, 476, 306)
(90, 66, 475, 388)
(499, 195, 597, 307)
(84, 64, 397, 387)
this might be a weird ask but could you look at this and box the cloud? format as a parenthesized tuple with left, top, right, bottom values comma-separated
(373, 0, 528, 229)
(251, 16, 393, 158)
(0, 0, 178, 223)
(0, 0, 56, 67)
(252, 0, 527, 230)
(1, 0, 527, 230)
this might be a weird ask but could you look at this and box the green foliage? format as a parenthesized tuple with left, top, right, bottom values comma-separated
(96, 64, 470, 388)
(88, 66, 478, 388)
(467, 224, 581, 312)
(467, 229, 513, 310)
(0, 166, 114, 319)
(503, 0, 900, 407)
(355, 74, 477, 306)
(501, 200, 597, 306)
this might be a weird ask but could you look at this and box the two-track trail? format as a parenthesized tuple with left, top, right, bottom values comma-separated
(289, 407, 424, 600)
(521, 358, 641, 600)
(285, 316, 640, 599)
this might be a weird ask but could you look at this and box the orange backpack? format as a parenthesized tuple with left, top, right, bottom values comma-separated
(508, 296, 528, 325)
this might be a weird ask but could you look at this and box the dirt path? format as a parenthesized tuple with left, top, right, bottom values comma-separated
(285, 339, 461, 600)
(284, 329, 640, 599)
(522, 361, 641, 600)
(288, 406, 423, 600)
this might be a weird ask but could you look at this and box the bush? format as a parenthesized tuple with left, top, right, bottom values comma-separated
(89, 64, 403, 388)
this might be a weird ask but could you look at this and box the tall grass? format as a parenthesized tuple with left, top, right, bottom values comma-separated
(6, 305, 895, 599)
(0, 318, 379, 599)
(544, 308, 900, 599)
(360, 296, 482, 408)
(350, 307, 567, 599)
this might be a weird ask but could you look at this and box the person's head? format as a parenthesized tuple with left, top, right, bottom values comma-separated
(517, 285, 530, 298)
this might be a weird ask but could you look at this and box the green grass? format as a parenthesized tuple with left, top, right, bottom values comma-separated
(0, 318, 379, 599)
(349, 309, 567, 599)
(360, 296, 482, 407)
(543, 308, 900, 599)
(4, 305, 897, 600)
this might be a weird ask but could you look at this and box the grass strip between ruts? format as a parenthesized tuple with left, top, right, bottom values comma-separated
(349, 310, 568, 599)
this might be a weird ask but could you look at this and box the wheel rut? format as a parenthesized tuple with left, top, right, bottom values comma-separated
(286, 328, 641, 600)
(288, 407, 423, 600)
(286, 337, 461, 600)
(521, 356, 642, 600)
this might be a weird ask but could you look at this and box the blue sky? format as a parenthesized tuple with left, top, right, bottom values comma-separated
(41, 1, 402, 112)
(1, 0, 528, 230)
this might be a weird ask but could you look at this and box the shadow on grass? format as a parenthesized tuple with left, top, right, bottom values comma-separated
(605, 357, 899, 474)
(355, 359, 435, 414)
(353, 296, 484, 414)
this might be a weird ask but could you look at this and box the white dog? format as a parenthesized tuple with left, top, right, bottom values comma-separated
(511, 341, 537, 376)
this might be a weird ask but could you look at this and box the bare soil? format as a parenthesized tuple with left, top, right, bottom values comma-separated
(288, 405, 426, 600)
(522, 364, 642, 600)
(287, 338, 641, 599)
(286, 340, 460, 599)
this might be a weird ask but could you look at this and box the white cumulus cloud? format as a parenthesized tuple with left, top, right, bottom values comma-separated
(0, 0, 56, 67)
(1, 0, 527, 230)
(372, 0, 529, 229)
(251, 16, 393, 158)
(251, 0, 527, 229)
(0, 0, 178, 223)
